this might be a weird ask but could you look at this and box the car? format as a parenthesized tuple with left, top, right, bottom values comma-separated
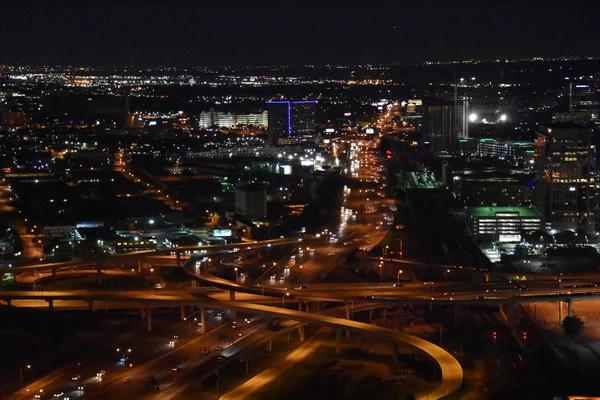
(244, 318, 252, 324)
(202, 349, 209, 355)
(151, 386, 160, 392)
(53, 393, 64, 398)
(297, 285, 309, 289)
(35, 395, 42, 399)
(77, 385, 86, 391)
(171, 367, 179, 372)
(393, 283, 403, 287)
(147, 376, 157, 382)
(122, 378, 130, 383)
(216, 312, 223, 317)
(364, 295, 374, 299)
(217, 356, 226, 361)
(231, 324, 237, 329)
(424, 281, 434, 285)
(237, 332, 243, 337)
(173, 335, 179, 339)
(71, 375, 80, 381)
(169, 341, 175, 346)
(215, 346, 223, 351)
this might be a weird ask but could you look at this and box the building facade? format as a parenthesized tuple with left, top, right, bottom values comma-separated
(422, 97, 469, 154)
(534, 124, 595, 233)
(198, 109, 268, 129)
(235, 183, 267, 220)
(467, 206, 545, 241)
(267, 100, 316, 145)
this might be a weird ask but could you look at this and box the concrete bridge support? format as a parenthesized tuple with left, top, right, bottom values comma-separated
(391, 343, 399, 365)
(190, 279, 198, 288)
(483, 273, 490, 282)
(146, 307, 152, 331)
(345, 303, 351, 338)
(336, 329, 342, 355)
(137, 259, 143, 273)
(88, 300, 95, 312)
(230, 290, 235, 300)
(52, 267, 57, 287)
(180, 306, 186, 321)
(568, 299, 573, 317)
(200, 307, 207, 334)
(298, 301, 303, 312)
(299, 325, 305, 342)
(96, 266, 102, 285)
(47, 299, 53, 311)
(5, 299, 11, 307)
(140, 306, 146, 320)
(558, 301, 563, 324)
(267, 339, 273, 352)
(176, 252, 181, 268)
(368, 308, 373, 323)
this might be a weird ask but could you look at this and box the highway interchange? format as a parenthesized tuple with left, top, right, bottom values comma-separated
(3, 134, 600, 399)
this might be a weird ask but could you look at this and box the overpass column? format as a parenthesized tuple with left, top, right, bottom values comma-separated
(345, 303, 351, 338)
(146, 307, 152, 331)
(137, 259, 143, 273)
(190, 279, 198, 288)
(266, 339, 273, 352)
(88, 300, 95, 312)
(47, 299, 53, 311)
(96, 265, 102, 285)
(335, 329, 342, 355)
(140, 306, 146, 320)
(180, 306, 186, 321)
(558, 301, 563, 324)
(368, 308, 373, 323)
(567, 299, 573, 317)
(298, 325, 305, 342)
(52, 267, 57, 287)
(6, 299, 11, 307)
(298, 301, 303, 312)
(398, 305, 405, 332)
(200, 307, 207, 334)
(454, 305, 459, 328)
(391, 343, 399, 365)
(230, 290, 235, 301)
(176, 251, 181, 268)
(316, 301, 321, 312)
(382, 307, 387, 324)
(483, 273, 490, 282)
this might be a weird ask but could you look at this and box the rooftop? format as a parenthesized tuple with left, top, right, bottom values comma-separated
(469, 206, 542, 218)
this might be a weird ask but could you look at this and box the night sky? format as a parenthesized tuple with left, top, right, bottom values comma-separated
(2, 1, 600, 66)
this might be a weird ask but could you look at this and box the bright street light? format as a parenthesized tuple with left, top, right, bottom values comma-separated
(468, 113, 477, 122)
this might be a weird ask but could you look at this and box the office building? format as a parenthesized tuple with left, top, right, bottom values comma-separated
(198, 108, 268, 129)
(267, 100, 317, 145)
(534, 124, 595, 233)
(422, 97, 469, 153)
(467, 206, 545, 241)
(235, 182, 267, 220)
(569, 80, 599, 120)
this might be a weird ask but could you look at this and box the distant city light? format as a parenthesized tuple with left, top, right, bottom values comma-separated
(500, 114, 507, 122)
(469, 113, 477, 122)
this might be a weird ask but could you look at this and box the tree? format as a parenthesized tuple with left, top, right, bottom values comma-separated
(562, 316, 584, 336)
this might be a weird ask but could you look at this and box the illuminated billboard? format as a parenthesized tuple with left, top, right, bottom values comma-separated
(212, 229, 232, 237)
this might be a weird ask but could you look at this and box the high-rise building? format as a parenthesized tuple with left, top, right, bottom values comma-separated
(266, 100, 316, 145)
(422, 97, 469, 153)
(534, 124, 595, 233)
(235, 183, 267, 220)
(569, 80, 599, 120)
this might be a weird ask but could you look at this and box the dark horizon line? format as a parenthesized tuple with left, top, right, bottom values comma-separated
(2, 54, 600, 71)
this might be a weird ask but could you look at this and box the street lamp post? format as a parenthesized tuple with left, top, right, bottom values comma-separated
(282, 292, 289, 308)
(234, 267, 239, 283)
(398, 239, 403, 259)
(397, 270, 403, 285)
(379, 261, 384, 291)
(20, 365, 31, 386)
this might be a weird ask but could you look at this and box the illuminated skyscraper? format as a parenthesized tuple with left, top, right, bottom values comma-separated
(422, 97, 469, 154)
(266, 100, 316, 145)
(534, 124, 595, 233)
